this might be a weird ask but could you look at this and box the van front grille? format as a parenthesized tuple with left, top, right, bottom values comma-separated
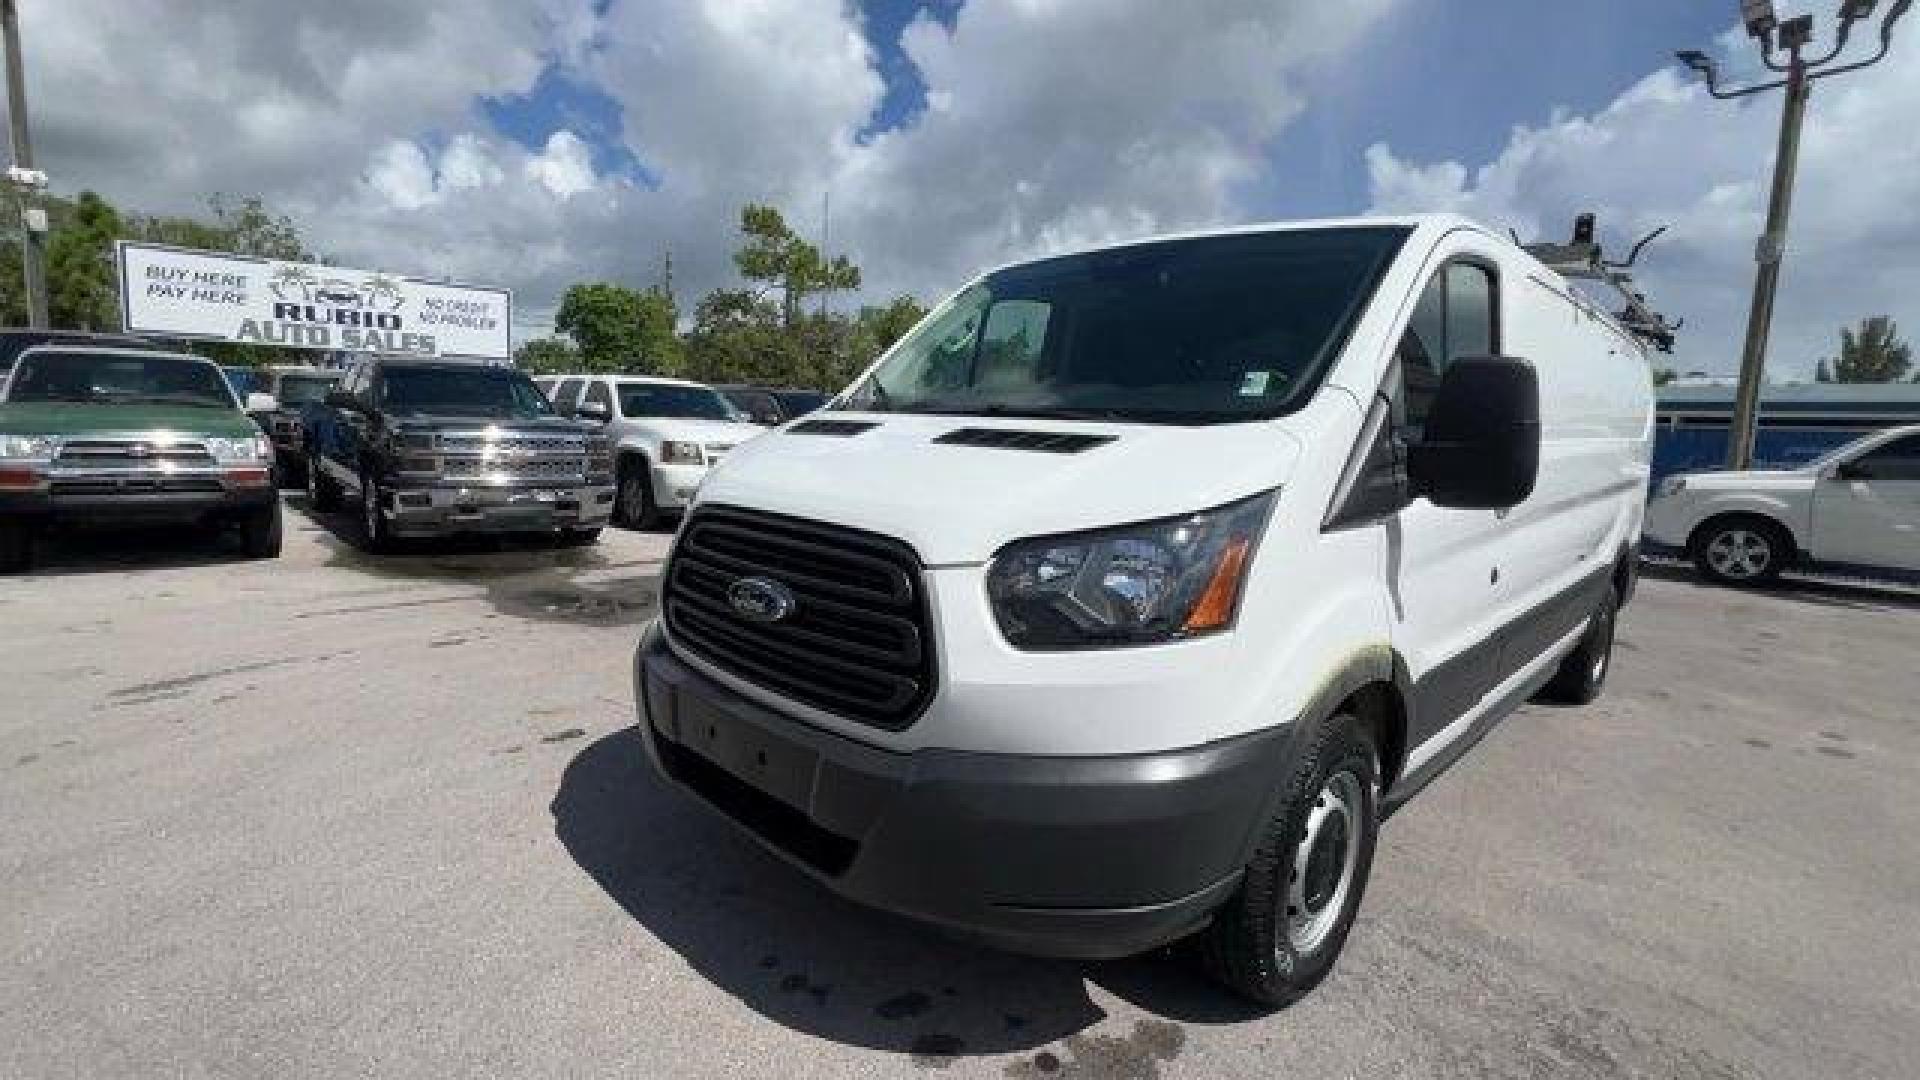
(663, 505, 935, 730)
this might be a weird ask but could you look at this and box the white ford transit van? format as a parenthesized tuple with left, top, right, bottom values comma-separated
(633, 215, 1654, 1005)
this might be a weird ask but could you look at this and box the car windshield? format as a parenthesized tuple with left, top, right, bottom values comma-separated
(277, 374, 339, 406)
(381, 367, 552, 419)
(617, 382, 734, 420)
(839, 227, 1408, 424)
(8, 351, 235, 408)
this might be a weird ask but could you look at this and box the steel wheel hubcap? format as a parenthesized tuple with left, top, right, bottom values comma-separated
(1284, 769, 1364, 956)
(1706, 529, 1770, 578)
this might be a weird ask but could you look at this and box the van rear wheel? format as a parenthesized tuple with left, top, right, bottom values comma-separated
(1196, 710, 1378, 1007)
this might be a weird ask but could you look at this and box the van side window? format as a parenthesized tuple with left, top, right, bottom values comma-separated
(1396, 261, 1499, 435)
(552, 378, 585, 416)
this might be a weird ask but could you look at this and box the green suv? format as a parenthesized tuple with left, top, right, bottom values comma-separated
(0, 346, 283, 572)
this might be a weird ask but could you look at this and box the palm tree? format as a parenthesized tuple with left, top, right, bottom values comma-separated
(363, 272, 405, 311)
(269, 264, 315, 302)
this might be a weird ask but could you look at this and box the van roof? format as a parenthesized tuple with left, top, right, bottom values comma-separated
(974, 214, 1490, 277)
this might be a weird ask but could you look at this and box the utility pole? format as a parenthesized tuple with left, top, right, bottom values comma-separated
(1675, 0, 1911, 469)
(2, 0, 49, 328)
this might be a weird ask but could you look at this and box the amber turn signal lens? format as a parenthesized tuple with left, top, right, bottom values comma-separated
(1182, 537, 1252, 634)
(224, 467, 271, 488)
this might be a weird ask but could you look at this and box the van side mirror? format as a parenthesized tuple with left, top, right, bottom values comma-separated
(245, 392, 279, 414)
(576, 399, 610, 422)
(1408, 356, 1540, 510)
(1834, 458, 1870, 481)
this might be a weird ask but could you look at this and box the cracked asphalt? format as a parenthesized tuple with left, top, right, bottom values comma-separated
(3, 497, 1917, 1079)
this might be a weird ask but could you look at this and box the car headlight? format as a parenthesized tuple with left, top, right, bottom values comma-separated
(1654, 475, 1687, 498)
(0, 433, 58, 459)
(206, 435, 273, 463)
(986, 491, 1276, 651)
(660, 440, 704, 465)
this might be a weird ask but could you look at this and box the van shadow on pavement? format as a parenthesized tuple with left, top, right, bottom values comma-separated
(550, 728, 1268, 1064)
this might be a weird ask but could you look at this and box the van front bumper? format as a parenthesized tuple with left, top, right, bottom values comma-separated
(634, 622, 1292, 958)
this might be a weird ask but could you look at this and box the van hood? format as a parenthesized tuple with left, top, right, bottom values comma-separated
(697, 412, 1302, 565)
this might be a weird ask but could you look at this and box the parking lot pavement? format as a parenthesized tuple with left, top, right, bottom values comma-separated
(3, 501, 1918, 1080)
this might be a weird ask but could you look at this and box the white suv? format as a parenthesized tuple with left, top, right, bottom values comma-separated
(1645, 423, 1920, 585)
(549, 375, 759, 528)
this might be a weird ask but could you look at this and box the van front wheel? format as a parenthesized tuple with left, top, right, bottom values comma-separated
(1196, 710, 1379, 1008)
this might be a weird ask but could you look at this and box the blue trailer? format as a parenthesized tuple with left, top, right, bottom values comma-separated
(1653, 383, 1920, 484)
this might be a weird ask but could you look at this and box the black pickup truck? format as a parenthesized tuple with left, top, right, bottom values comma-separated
(301, 358, 615, 550)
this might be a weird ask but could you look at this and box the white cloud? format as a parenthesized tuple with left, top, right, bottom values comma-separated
(1366, 37, 1920, 380)
(523, 131, 599, 198)
(24, 0, 1402, 351)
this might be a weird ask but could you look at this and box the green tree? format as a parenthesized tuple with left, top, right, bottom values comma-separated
(1830, 316, 1912, 383)
(45, 191, 124, 331)
(555, 282, 681, 374)
(1651, 366, 1677, 387)
(856, 295, 927, 355)
(734, 203, 860, 327)
(513, 336, 581, 375)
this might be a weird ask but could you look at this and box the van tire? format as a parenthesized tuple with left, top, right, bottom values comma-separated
(1690, 514, 1789, 587)
(1537, 583, 1616, 706)
(616, 454, 660, 531)
(1196, 709, 1379, 1008)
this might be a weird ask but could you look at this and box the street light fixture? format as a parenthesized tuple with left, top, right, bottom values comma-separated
(1672, 0, 1912, 470)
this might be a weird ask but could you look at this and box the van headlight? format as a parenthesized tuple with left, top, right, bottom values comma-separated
(206, 435, 273, 463)
(986, 491, 1276, 651)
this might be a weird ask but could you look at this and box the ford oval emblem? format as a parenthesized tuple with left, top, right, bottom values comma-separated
(728, 576, 796, 623)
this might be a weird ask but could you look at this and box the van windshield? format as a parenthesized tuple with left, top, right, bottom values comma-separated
(840, 226, 1408, 424)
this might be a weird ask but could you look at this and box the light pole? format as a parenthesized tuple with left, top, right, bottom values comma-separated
(2, 0, 49, 328)
(1675, 0, 1910, 470)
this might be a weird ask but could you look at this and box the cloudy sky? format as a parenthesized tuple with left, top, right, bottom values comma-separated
(19, 0, 1920, 378)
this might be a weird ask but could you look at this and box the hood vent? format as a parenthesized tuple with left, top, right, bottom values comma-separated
(934, 427, 1115, 454)
(791, 418, 880, 437)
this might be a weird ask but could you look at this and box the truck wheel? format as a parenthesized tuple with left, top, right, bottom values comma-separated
(1690, 515, 1788, 587)
(359, 471, 396, 553)
(1536, 582, 1616, 706)
(0, 520, 39, 574)
(616, 456, 660, 531)
(1196, 710, 1379, 1008)
(239, 502, 284, 559)
(306, 455, 342, 511)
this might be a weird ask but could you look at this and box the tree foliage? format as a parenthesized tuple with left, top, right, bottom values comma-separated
(733, 203, 860, 327)
(512, 336, 581, 375)
(1828, 316, 1912, 383)
(554, 282, 681, 375)
(45, 192, 123, 331)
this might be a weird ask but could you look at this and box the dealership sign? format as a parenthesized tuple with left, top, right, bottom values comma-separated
(116, 242, 512, 360)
